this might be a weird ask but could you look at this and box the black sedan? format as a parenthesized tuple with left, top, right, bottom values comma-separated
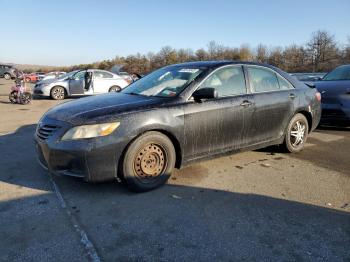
(35, 61, 321, 192)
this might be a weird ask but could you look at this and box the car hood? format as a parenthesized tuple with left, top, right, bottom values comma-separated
(44, 93, 167, 125)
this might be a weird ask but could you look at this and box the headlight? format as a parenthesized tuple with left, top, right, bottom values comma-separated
(61, 122, 120, 140)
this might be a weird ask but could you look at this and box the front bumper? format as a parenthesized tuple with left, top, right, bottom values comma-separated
(35, 118, 129, 182)
(33, 84, 52, 96)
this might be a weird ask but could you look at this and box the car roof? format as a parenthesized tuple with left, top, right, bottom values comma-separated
(169, 60, 306, 89)
(169, 60, 275, 69)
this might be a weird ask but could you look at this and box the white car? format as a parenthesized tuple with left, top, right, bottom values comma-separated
(33, 69, 129, 100)
(42, 71, 66, 81)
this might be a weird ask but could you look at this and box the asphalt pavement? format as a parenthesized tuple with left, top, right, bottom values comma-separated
(0, 78, 349, 261)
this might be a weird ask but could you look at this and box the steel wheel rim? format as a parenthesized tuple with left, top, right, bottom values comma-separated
(134, 143, 167, 179)
(53, 88, 64, 99)
(290, 120, 306, 147)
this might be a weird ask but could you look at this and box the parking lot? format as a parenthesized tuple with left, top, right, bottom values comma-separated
(0, 78, 349, 261)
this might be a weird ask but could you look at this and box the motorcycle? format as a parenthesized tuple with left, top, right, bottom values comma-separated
(9, 72, 32, 105)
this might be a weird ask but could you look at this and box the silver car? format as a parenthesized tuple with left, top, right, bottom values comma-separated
(33, 69, 129, 100)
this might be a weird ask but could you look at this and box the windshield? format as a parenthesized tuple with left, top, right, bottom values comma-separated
(323, 65, 350, 81)
(122, 66, 203, 97)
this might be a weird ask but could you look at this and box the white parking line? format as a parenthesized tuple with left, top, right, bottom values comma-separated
(50, 175, 101, 262)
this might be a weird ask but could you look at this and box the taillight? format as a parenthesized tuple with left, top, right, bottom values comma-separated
(315, 92, 321, 102)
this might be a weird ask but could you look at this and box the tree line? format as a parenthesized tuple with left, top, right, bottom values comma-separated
(52, 30, 350, 74)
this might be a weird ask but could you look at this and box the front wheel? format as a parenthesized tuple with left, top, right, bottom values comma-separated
(50, 86, 65, 100)
(282, 113, 309, 153)
(121, 131, 176, 192)
(4, 73, 11, 80)
(9, 91, 17, 103)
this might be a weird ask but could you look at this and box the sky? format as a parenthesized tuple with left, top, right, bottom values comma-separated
(1, 0, 349, 66)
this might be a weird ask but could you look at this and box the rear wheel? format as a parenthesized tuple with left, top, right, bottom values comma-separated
(20, 92, 32, 104)
(50, 86, 65, 100)
(121, 131, 176, 192)
(4, 73, 11, 80)
(283, 113, 309, 153)
(109, 86, 121, 92)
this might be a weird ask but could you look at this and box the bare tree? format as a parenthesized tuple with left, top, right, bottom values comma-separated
(307, 30, 339, 72)
(256, 44, 268, 63)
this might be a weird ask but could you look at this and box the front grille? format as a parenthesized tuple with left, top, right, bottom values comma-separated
(36, 124, 59, 140)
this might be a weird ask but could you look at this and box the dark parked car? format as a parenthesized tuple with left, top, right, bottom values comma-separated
(314, 65, 350, 125)
(0, 64, 17, 80)
(290, 72, 326, 82)
(35, 61, 321, 192)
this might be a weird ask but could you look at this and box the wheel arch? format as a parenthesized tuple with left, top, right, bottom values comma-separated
(295, 110, 313, 133)
(50, 85, 68, 95)
(118, 128, 183, 180)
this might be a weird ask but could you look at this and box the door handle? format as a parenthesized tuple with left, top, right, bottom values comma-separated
(240, 100, 252, 107)
(289, 93, 296, 99)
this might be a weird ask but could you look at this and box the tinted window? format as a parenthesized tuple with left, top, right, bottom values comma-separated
(199, 66, 246, 97)
(277, 75, 294, 90)
(323, 65, 350, 81)
(248, 67, 280, 92)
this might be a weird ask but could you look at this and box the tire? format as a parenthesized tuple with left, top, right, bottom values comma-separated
(50, 86, 65, 100)
(282, 113, 309, 153)
(20, 92, 32, 104)
(4, 73, 11, 80)
(121, 131, 176, 192)
(109, 86, 121, 92)
(9, 91, 17, 103)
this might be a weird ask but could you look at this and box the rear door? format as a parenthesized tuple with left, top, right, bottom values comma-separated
(69, 70, 86, 95)
(92, 70, 114, 93)
(183, 65, 254, 159)
(245, 65, 295, 144)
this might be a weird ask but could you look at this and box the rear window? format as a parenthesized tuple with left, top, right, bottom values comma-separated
(247, 67, 280, 92)
(277, 75, 294, 90)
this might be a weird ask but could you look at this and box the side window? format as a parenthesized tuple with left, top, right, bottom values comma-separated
(94, 71, 113, 78)
(199, 66, 246, 97)
(73, 71, 86, 80)
(247, 67, 280, 92)
(277, 75, 294, 90)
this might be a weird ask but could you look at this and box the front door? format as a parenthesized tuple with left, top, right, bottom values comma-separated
(69, 70, 86, 95)
(183, 65, 253, 159)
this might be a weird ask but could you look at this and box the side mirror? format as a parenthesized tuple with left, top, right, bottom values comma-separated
(192, 87, 218, 102)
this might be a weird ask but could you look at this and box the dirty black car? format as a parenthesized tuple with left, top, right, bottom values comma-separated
(35, 61, 322, 192)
